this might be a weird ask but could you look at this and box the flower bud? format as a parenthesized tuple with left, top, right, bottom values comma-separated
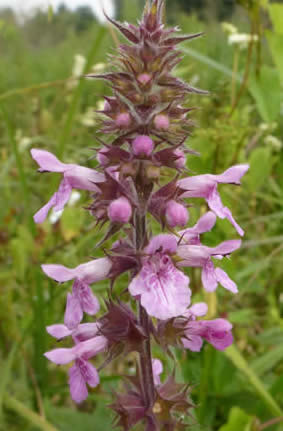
(132, 135, 154, 157)
(97, 148, 109, 166)
(108, 197, 132, 224)
(104, 100, 111, 111)
(116, 112, 131, 128)
(154, 114, 170, 130)
(137, 73, 152, 85)
(165, 200, 189, 227)
(173, 149, 186, 169)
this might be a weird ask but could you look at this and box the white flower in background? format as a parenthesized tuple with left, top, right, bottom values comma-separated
(91, 63, 106, 74)
(222, 22, 238, 35)
(15, 129, 32, 152)
(80, 107, 96, 127)
(190, 74, 200, 86)
(96, 99, 105, 111)
(259, 122, 277, 133)
(73, 54, 86, 78)
(49, 209, 63, 224)
(228, 33, 258, 50)
(49, 191, 81, 224)
(222, 22, 258, 50)
(259, 123, 269, 133)
(67, 54, 87, 90)
(264, 135, 282, 152)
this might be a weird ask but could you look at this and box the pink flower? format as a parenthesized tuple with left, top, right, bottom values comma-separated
(45, 336, 108, 403)
(178, 165, 249, 236)
(177, 240, 241, 293)
(47, 322, 100, 342)
(42, 257, 112, 328)
(178, 211, 216, 245)
(129, 234, 191, 320)
(182, 318, 233, 352)
(31, 149, 104, 223)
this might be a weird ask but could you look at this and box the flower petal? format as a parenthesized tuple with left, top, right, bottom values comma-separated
(207, 187, 244, 236)
(74, 336, 108, 360)
(201, 319, 233, 350)
(34, 194, 57, 224)
(215, 268, 238, 293)
(73, 281, 100, 315)
(211, 240, 241, 256)
(44, 347, 76, 364)
(145, 234, 177, 255)
(79, 359, 100, 388)
(53, 179, 72, 212)
(152, 359, 163, 386)
(46, 324, 73, 340)
(188, 302, 208, 317)
(182, 335, 203, 352)
(201, 259, 218, 292)
(41, 264, 76, 282)
(65, 165, 105, 191)
(130, 256, 191, 320)
(73, 258, 112, 284)
(31, 149, 67, 172)
(215, 164, 249, 185)
(68, 364, 88, 403)
(64, 293, 83, 330)
(73, 323, 100, 343)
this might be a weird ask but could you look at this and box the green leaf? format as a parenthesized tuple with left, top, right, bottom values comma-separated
(228, 309, 256, 325)
(246, 147, 273, 191)
(46, 403, 112, 431)
(60, 207, 86, 241)
(250, 345, 283, 376)
(248, 66, 281, 123)
(266, 31, 283, 84)
(268, 3, 283, 35)
(10, 225, 34, 279)
(218, 407, 253, 431)
(224, 345, 283, 417)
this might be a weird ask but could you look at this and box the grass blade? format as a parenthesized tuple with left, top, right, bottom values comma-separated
(0, 102, 35, 236)
(57, 25, 107, 158)
(181, 46, 242, 83)
(224, 344, 283, 417)
(4, 395, 58, 431)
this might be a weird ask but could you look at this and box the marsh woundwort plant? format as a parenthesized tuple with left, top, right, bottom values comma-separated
(31, 1, 249, 428)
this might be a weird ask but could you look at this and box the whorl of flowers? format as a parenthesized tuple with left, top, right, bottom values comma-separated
(31, 1, 249, 429)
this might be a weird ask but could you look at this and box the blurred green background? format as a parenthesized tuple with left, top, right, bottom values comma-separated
(0, 0, 283, 430)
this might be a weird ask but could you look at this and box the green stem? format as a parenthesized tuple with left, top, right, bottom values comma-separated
(198, 345, 213, 422)
(225, 344, 283, 417)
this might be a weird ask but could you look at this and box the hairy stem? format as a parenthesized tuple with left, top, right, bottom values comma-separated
(134, 210, 155, 409)
(139, 303, 155, 408)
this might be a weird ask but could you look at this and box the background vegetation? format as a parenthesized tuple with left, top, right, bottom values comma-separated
(0, 0, 283, 430)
